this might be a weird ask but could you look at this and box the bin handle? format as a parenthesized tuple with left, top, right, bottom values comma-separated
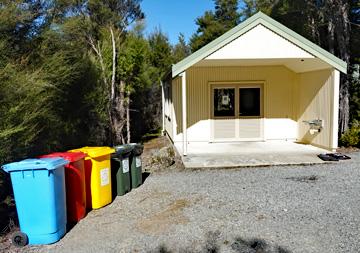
(21, 170, 35, 178)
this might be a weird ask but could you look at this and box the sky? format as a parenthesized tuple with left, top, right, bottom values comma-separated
(140, 1, 214, 45)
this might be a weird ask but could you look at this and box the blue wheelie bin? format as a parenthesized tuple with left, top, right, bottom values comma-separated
(2, 158, 69, 246)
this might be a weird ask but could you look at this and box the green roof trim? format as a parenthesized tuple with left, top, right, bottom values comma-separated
(172, 12, 347, 77)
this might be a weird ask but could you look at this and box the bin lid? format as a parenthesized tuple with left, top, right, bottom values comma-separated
(69, 147, 115, 158)
(2, 158, 69, 173)
(128, 143, 144, 156)
(39, 152, 86, 162)
(113, 145, 133, 158)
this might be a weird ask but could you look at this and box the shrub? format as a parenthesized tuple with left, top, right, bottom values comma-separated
(340, 120, 360, 147)
(0, 170, 11, 203)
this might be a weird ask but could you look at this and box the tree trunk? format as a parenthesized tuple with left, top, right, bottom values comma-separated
(126, 92, 131, 144)
(305, 0, 321, 45)
(109, 27, 128, 145)
(308, 15, 320, 44)
(334, 0, 351, 133)
(321, 0, 351, 134)
(327, 16, 335, 54)
(112, 80, 126, 145)
(87, 26, 129, 145)
(87, 36, 108, 89)
(110, 27, 116, 102)
(339, 76, 350, 133)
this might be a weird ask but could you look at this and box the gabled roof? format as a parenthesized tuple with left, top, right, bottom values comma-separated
(172, 12, 347, 77)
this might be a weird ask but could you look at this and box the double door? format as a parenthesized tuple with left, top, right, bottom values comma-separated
(211, 83, 264, 141)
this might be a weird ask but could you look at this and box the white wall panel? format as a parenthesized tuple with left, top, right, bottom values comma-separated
(206, 25, 314, 60)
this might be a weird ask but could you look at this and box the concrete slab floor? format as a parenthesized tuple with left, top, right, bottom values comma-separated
(174, 141, 330, 169)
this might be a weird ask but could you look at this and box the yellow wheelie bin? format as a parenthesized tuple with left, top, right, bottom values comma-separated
(69, 147, 115, 209)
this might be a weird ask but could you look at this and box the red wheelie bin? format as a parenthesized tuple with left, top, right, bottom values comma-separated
(40, 152, 87, 223)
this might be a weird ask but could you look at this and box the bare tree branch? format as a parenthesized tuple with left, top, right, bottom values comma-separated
(87, 35, 108, 88)
(349, 21, 360, 27)
(109, 26, 116, 102)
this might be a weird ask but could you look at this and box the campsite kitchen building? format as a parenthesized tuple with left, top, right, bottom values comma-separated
(162, 12, 347, 156)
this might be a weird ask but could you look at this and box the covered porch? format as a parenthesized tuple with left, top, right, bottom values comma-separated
(175, 140, 329, 169)
(166, 62, 340, 156)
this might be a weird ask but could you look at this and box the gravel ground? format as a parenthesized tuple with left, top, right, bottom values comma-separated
(3, 152, 360, 253)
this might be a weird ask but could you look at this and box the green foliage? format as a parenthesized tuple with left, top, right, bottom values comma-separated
(0, 65, 47, 162)
(0, 0, 178, 164)
(241, 0, 273, 17)
(118, 25, 151, 93)
(0, 1, 109, 164)
(0, 46, 105, 164)
(242, 0, 319, 44)
(87, 0, 143, 29)
(190, 0, 240, 52)
(172, 33, 191, 63)
(340, 120, 360, 147)
(148, 28, 173, 80)
(130, 28, 174, 142)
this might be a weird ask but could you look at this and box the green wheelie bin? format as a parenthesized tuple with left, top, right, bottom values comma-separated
(127, 143, 144, 189)
(111, 145, 133, 197)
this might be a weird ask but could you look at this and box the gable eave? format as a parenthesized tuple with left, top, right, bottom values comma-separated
(257, 13, 347, 74)
(172, 12, 347, 78)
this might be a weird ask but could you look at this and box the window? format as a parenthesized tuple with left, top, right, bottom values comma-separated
(239, 88, 261, 117)
(214, 88, 235, 117)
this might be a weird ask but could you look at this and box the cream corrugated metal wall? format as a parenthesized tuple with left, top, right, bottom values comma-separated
(187, 65, 296, 119)
(165, 77, 182, 141)
(165, 65, 336, 150)
(163, 78, 173, 140)
(185, 65, 297, 142)
(296, 69, 334, 149)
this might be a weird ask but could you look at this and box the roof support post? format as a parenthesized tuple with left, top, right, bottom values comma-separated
(180, 71, 187, 156)
(160, 80, 165, 135)
(331, 69, 340, 151)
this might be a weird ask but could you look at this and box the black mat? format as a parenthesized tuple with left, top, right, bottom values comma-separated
(327, 153, 351, 160)
(317, 153, 351, 161)
(318, 154, 339, 161)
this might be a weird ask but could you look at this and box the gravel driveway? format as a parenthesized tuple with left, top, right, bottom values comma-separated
(8, 152, 360, 253)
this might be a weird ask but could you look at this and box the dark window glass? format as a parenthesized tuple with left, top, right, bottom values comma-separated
(214, 88, 235, 117)
(239, 88, 260, 116)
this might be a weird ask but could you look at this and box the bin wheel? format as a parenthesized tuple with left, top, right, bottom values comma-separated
(12, 231, 28, 247)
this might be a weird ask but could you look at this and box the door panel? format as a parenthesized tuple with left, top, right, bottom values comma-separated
(211, 87, 236, 140)
(238, 86, 263, 140)
(213, 119, 237, 139)
(238, 119, 264, 139)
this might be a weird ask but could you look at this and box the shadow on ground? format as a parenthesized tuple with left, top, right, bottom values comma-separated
(285, 175, 319, 183)
(142, 172, 151, 184)
(148, 231, 291, 253)
(231, 237, 291, 253)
